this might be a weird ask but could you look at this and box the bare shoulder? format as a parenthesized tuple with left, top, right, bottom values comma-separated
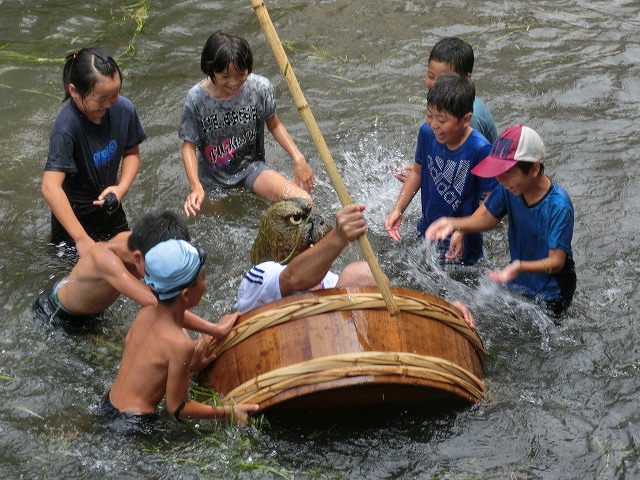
(138, 311, 194, 355)
(67, 241, 112, 280)
(92, 233, 133, 274)
(88, 246, 127, 282)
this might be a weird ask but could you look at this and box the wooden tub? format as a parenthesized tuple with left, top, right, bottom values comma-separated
(200, 287, 485, 413)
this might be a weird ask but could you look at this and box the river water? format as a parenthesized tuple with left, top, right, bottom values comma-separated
(1, 0, 639, 478)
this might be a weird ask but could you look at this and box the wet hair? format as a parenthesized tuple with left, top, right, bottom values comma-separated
(128, 210, 191, 255)
(200, 30, 253, 81)
(514, 161, 545, 174)
(427, 73, 475, 119)
(62, 47, 122, 101)
(429, 37, 474, 76)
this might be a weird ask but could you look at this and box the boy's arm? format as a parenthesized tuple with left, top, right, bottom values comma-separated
(425, 203, 499, 241)
(165, 338, 199, 415)
(175, 399, 259, 426)
(181, 141, 205, 217)
(266, 114, 315, 193)
(488, 248, 568, 284)
(384, 163, 421, 241)
(183, 311, 239, 338)
(165, 339, 259, 425)
(279, 204, 366, 296)
(96, 250, 157, 306)
(41, 170, 95, 257)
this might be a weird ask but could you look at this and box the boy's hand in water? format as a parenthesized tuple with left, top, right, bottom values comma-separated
(231, 403, 260, 426)
(393, 164, 413, 183)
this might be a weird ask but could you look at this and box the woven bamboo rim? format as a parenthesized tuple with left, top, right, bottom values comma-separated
(210, 291, 485, 359)
(224, 351, 485, 405)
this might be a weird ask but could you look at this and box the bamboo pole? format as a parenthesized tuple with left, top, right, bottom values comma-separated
(249, 0, 399, 315)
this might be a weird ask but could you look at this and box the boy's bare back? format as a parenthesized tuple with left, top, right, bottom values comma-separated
(105, 239, 259, 424)
(56, 231, 156, 315)
(108, 304, 194, 414)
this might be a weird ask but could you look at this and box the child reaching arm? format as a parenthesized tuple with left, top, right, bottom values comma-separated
(106, 239, 259, 425)
(394, 36, 497, 183)
(426, 125, 576, 316)
(384, 73, 496, 266)
(33, 210, 235, 336)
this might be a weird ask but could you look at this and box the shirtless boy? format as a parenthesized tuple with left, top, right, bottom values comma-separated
(104, 239, 259, 424)
(33, 210, 236, 337)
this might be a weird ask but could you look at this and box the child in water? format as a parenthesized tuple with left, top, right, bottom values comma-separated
(103, 239, 259, 425)
(394, 36, 498, 182)
(179, 30, 314, 217)
(426, 125, 576, 316)
(41, 47, 146, 257)
(32, 210, 239, 336)
(385, 73, 496, 266)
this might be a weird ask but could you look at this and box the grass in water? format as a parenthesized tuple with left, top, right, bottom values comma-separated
(110, 1, 149, 57)
(0, 1, 149, 67)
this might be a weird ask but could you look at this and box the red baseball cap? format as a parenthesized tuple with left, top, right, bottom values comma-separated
(471, 125, 546, 178)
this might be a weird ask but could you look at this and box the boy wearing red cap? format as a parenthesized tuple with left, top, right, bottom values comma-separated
(426, 125, 576, 316)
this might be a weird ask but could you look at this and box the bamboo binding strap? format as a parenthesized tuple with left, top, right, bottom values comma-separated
(209, 291, 485, 359)
(224, 351, 486, 405)
(248, 0, 399, 316)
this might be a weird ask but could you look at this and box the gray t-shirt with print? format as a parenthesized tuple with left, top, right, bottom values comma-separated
(178, 73, 276, 188)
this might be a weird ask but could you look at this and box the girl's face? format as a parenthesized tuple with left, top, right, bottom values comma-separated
(70, 75, 121, 124)
(211, 63, 249, 98)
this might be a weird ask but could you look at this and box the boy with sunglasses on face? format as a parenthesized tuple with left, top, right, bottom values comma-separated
(104, 239, 259, 425)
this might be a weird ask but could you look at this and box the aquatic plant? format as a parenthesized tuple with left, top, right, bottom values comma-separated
(110, 1, 149, 57)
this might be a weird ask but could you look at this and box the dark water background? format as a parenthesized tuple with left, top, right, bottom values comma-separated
(1, 1, 640, 478)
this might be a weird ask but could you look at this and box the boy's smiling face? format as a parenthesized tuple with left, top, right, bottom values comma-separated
(426, 105, 470, 149)
(496, 165, 538, 196)
(424, 60, 456, 90)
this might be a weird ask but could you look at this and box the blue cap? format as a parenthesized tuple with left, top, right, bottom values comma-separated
(144, 239, 206, 300)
